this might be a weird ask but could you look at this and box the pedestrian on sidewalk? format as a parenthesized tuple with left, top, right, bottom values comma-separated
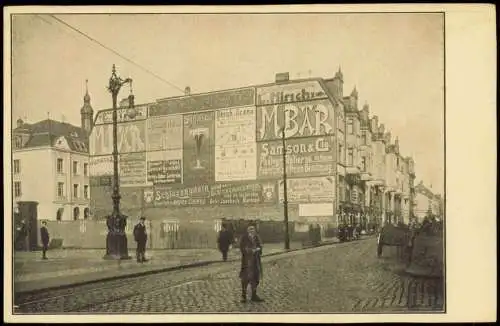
(239, 225, 264, 303)
(40, 221, 50, 260)
(133, 216, 148, 263)
(15, 219, 28, 251)
(217, 224, 232, 262)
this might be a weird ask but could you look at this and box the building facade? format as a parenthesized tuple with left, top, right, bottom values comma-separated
(12, 85, 94, 221)
(89, 69, 420, 232)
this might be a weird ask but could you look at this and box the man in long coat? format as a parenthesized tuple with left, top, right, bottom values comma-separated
(239, 225, 264, 303)
(217, 224, 232, 262)
(133, 216, 148, 263)
(40, 221, 50, 259)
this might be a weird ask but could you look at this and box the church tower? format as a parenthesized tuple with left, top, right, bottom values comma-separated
(80, 79, 94, 133)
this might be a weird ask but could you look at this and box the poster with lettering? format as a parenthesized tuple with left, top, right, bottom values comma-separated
(150, 88, 255, 116)
(257, 136, 335, 179)
(278, 176, 336, 204)
(93, 105, 147, 125)
(148, 182, 277, 207)
(119, 152, 147, 187)
(256, 99, 335, 142)
(182, 112, 215, 185)
(146, 150, 182, 185)
(90, 121, 146, 155)
(215, 106, 257, 182)
(256, 81, 328, 106)
(146, 115, 182, 152)
(89, 155, 114, 176)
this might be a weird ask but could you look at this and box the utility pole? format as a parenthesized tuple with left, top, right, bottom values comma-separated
(281, 128, 290, 250)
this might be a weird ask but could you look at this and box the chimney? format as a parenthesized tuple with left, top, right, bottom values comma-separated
(395, 137, 400, 152)
(371, 115, 378, 132)
(16, 118, 24, 128)
(385, 132, 392, 144)
(362, 103, 369, 121)
(185, 86, 191, 96)
(275, 72, 290, 83)
(378, 123, 385, 135)
(333, 66, 344, 98)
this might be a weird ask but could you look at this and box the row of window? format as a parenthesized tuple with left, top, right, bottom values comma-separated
(57, 183, 89, 199)
(56, 207, 91, 221)
(12, 181, 89, 199)
(13, 159, 89, 176)
(57, 158, 89, 176)
(337, 144, 370, 171)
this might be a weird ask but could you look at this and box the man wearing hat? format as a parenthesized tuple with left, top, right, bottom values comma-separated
(133, 216, 148, 263)
(239, 224, 264, 302)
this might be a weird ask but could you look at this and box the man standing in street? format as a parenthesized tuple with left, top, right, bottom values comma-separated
(239, 225, 264, 303)
(133, 216, 148, 263)
(217, 224, 232, 262)
(40, 221, 50, 260)
(15, 219, 28, 251)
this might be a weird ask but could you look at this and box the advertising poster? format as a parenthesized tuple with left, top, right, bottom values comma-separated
(257, 136, 335, 179)
(148, 182, 277, 207)
(146, 115, 183, 152)
(90, 121, 146, 155)
(93, 105, 147, 125)
(119, 152, 147, 187)
(256, 99, 335, 141)
(215, 106, 257, 181)
(256, 80, 328, 106)
(89, 155, 114, 176)
(146, 150, 182, 185)
(182, 112, 215, 185)
(150, 88, 255, 116)
(279, 176, 335, 204)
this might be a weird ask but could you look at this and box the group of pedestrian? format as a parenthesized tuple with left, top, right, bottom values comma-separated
(15, 219, 50, 259)
(24, 216, 266, 303)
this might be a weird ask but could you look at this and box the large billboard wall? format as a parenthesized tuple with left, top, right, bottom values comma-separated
(89, 81, 337, 222)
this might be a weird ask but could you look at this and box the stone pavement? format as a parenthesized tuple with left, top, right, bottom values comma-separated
(14, 237, 444, 313)
(14, 240, 335, 294)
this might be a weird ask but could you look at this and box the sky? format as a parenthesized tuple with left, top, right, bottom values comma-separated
(10, 13, 444, 194)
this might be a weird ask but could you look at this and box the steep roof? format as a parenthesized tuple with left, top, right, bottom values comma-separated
(13, 119, 89, 153)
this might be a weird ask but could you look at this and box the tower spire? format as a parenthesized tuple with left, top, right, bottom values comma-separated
(81, 79, 94, 132)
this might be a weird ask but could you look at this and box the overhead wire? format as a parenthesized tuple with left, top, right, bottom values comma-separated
(36, 14, 186, 94)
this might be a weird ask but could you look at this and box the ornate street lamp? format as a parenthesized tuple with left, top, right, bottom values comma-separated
(103, 64, 135, 260)
(279, 127, 290, 250)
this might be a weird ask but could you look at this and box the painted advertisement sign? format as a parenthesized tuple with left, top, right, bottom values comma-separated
(89, 155, 114, 176)
(119, 152, 147, 187)
(94, 105, 147, 125)
(279, 176, 335, 204)
(258, 136, 335, 179)
(256, 80, 328, 106)
(146, 150, 182, 185)
(256, 99, 335, 141)
(90, 121, 146, 155)
(145, 182, 277, 207)
(215, 106, 257, 182)
(182, 112, 215, 185)
(150, 88, 255, 116)
(146, 115, 183, 152)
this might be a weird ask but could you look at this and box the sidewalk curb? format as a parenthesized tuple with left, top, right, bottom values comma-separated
(15, 239, 346, 296)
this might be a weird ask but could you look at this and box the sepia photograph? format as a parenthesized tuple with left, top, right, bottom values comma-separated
(3, 5, 496, 323)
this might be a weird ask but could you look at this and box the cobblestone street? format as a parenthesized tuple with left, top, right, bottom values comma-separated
(15, 238, 444, 313)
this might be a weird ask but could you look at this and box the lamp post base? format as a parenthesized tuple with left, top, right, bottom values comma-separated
(103, 226, 131, 260)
